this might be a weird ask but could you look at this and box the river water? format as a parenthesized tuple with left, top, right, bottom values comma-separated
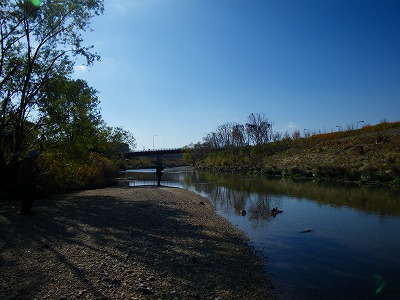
(124, 167, 400, 300)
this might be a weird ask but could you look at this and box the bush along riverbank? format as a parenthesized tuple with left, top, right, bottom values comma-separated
(193, 122, 400, 186)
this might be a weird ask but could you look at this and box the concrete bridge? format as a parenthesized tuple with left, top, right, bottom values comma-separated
(125, 148, 183, 159)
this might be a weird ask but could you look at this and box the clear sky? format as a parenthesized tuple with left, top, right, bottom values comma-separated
(73, 0, 400, 150)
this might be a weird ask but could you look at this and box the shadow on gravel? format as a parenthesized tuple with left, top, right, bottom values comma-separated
(1, 187, 272, 299)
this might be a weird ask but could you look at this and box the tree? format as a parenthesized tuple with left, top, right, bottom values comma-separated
(246, 113, 272, 145)
(98, 126, 136, 159)
(39, 76, 102, 157)
(231, 123, 246, 147)
(203, 132, 220, 150)
(215, 122, 234, 148)
(0, 0, 104, 179)
(292, 130, 301, 139)
(183, 142, 204, 166)
(34, 76, 135, 191)
(202, 113, 273, 150)
(40, 76, 136, 159)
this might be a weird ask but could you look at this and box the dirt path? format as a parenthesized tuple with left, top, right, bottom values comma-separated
(0, 186, 274, 299)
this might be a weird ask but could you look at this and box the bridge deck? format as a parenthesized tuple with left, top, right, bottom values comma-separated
(126, 148, 183, 158)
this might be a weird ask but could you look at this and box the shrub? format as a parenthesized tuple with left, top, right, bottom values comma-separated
(281, 169, 290, 178)
(359, 175, 372, 185)
(40, 150, 78, 192)
(40, 151, 118, 192)
(313, 166, 346, 179)
(344, 169, 361, 182)
(288, 167, 313, 179)
(261, 166, 281, 176)
(86, 152, 119, 188)
(392, 177, 400, 186)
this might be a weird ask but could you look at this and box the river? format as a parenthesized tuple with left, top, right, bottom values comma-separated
(124, 167, 400, 300)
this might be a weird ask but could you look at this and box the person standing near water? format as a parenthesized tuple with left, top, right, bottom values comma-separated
(155, 164, 165, 186)
(18, 149, 41, 215)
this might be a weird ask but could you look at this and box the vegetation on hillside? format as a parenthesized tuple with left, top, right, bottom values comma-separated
(184, 116, 400, 186)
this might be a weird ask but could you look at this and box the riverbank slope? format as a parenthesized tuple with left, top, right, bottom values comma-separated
(197, 122, 400, 185)
(0, 186, 274, 300)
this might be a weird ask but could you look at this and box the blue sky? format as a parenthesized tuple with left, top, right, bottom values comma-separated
(74, 0, 400, 150)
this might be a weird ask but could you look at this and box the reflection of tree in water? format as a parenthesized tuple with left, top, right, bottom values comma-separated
(206, 186, 244, 214)
(195, 182, 284, 228)
(247, 194, 274, 228)
(130, 169, 400, 219)
(188, 171, 400, 217)
(248, 194, 284, 228)
(193, 183, 246, 214)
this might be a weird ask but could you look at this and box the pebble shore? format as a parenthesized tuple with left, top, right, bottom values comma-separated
(0, 186, 274, 299)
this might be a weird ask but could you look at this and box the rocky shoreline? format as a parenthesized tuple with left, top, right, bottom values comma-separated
(0, 186, 274, 299)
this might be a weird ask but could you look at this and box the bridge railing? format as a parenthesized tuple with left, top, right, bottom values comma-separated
(125, 148, 183, 158)
(134, 148, 182, 152)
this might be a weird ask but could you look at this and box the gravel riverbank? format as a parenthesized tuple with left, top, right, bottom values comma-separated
(0, 186, 274, 299)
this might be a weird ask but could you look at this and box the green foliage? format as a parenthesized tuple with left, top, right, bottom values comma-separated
(313, 166, 346, 180)
(0, 0, 104, 187)
(260, 166, 281, 176)
(0, 1, 138, 194)
(344, 169, 361, 182)
(182, 143, 205, 166)
(281, 169, 290, 178)
(40, 151, 118, 192)
(289, 167, 313, 179)
(359, 175, 372, 185)
(40, 149, 77, 192)
(34, 75, 134, 192)
(39, 77, 103, 156)
(392, 177, 400, 186)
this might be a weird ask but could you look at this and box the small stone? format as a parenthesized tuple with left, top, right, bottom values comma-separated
(137, 287, 153, 295)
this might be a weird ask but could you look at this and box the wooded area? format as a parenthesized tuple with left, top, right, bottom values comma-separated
(0, 1, 134, 193)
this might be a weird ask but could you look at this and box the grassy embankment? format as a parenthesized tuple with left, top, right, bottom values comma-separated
(196, 121, 400, 185)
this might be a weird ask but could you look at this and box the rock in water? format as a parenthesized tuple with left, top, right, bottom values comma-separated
(299, 228, 312, 233)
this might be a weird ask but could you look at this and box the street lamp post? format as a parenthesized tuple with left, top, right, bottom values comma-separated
(336, 125, 343, 131)
(357, 120, 364, 129)
(153, 135, 157, 150)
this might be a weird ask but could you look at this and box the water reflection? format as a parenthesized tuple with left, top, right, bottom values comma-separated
(126, 169, 400, 218)
(186, 172, 400, 217)
(125, 168, 400, 299)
